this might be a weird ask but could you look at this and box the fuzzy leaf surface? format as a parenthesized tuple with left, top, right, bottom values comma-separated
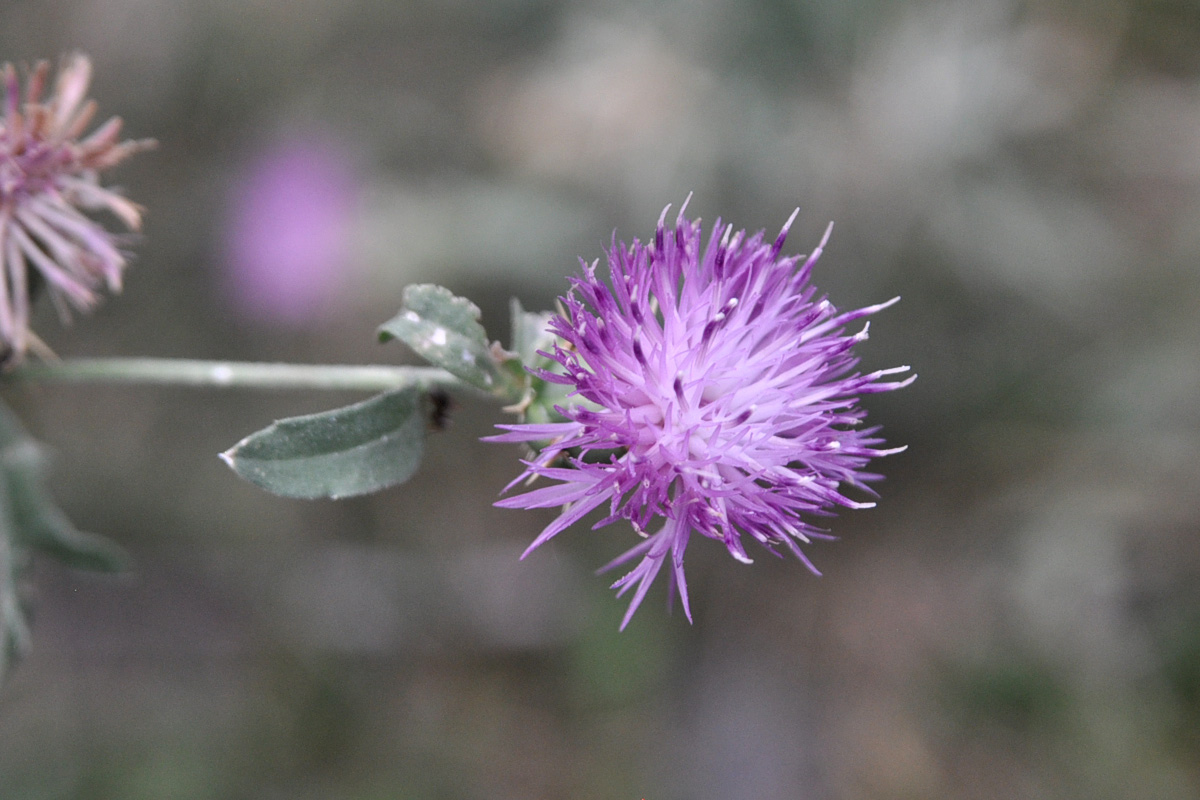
(222, 388, 426, 499)
(0, 477, 29, 685)
(0, 403, 128, 572)
(379, 285, 505, 394)
(0, 401, 133, 683)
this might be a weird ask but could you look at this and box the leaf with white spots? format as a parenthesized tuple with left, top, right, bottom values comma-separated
(379, 285, 508, 395)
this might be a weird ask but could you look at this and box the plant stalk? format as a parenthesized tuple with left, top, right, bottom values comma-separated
(7, 358, 466, 393)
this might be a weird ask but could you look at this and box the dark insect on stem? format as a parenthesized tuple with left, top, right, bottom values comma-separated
(427, 389, 454, 431)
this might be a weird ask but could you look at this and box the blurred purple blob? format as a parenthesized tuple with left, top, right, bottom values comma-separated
(222, 132, 359, 325)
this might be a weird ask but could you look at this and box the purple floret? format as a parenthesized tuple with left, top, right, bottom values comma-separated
(490, 199, 913, 628)
(0, 54, 154, 362)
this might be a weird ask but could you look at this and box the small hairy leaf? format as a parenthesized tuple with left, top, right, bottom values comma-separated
(222, 388, 426, 499)
(0, 400, 133, 683)
(0, 402, 128, 572)
(8, 470, 128, 572)
(0, 478, 30, 685)
(379, 284, 507, 394)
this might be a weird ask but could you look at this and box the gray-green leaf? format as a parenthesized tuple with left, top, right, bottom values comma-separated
(379, 284, 509, 396)
(0, 403, 128, 573)
(0, 399, 133, 684)
(0, 476, 30, 685)
(8, 469, 128, 573)
(221, 388, 426, 499)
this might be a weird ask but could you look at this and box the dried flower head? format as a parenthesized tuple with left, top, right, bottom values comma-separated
(490, 200, 914, 628)
(0, 54, 154, 363)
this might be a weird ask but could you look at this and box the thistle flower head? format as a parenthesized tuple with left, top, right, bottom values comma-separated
(490, 199, 914, 628)
(0, 54, 154, 363)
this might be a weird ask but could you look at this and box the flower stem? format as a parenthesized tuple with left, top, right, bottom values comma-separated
(6, 358, 468, 393)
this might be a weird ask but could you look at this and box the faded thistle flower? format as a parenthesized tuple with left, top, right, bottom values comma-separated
(490, 200, 914, 628)
(0, 54, 154, 363)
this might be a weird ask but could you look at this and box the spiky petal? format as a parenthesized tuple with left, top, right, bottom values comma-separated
(490, 200, 914, 628)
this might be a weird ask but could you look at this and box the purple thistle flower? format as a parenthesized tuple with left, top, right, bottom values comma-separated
(0, 54, 154, 363)
(489, 199, 914, 629)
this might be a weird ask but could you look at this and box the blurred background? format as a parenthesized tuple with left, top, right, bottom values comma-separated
(1, 0, 1199, 797)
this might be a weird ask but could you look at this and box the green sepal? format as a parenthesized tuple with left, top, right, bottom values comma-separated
(221, 387, 426, 499)
(508, 297, 558, 368)
(496, 298, 553, 402)
(504, 298, 579, 428)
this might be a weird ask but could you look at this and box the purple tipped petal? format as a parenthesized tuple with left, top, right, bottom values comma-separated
(521, 483, 613, 557)
(491, 201, 912, 627)
(482, 421, 583, 443)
